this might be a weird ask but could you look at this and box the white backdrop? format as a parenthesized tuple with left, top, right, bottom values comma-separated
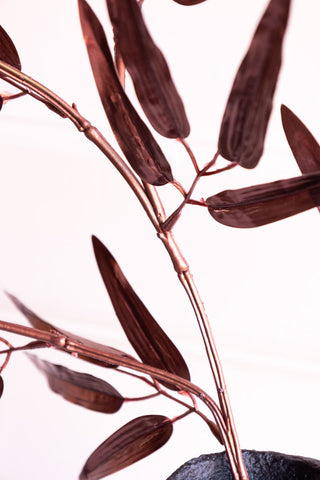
(0, 0, 320, 479)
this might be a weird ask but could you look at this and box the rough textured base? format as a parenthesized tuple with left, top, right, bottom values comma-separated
(167, 450, 320, 480)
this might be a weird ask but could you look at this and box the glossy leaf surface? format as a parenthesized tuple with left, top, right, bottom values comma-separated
(7, 292, 135, 368)
(106, 0, 190, 138)
(80, 415, 173, 479)
(0, 376, 3, 398)
(218, 0, 291, 168)
(0, 26, 21, 70)
(78, 0, 173, 186)
(281, 105, 320, 174)
(281, 105, 320, 213)
(92, 236, 190, 388)
(29, 356, 124, 413)
(206, 172, 320, 228)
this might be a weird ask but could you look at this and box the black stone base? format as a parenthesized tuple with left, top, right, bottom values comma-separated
(167, 450, 320, 480)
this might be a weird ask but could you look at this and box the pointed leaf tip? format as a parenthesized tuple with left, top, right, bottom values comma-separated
(0, 25, 21, 70)
(0, 376, 4, 399)
(80, 415, 173, 479)
(29, 356, 124, 413)
(92, 236, 190, 389)
(218, 0, 291, 168)
(172, 0, 208, 4)
(5, 291, 55, 333)
(78, 0, 173, 186)
(281, 105, 320, 174)
(106, 0, 190, 138)
(206, 172, 320, 228)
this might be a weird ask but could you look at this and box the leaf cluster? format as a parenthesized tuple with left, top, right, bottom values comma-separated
(0, 0, 319, 479)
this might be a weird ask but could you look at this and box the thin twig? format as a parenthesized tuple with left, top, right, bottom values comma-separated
(124, 392, 161, 402)
(162, 151, 220, 231)
(116, 367, 158, 389)
(0, 340, 49, 355)
(178, 138, 200, 173)
(171, 181, 207, 206)
(171, 180, 187, 198)
(1, 90, 27, 102)
(202, 162, 237, 176)
(171, 409, 193, 424)
(0, 337, 13, 373)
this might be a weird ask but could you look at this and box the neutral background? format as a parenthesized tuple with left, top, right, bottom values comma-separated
(0, 0, 319, 479)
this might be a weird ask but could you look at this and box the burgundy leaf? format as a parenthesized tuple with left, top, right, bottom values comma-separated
(205, 419, 223, 445)
(6, 292, 136, 368)
(6, 291, 56, 333)
(281, 105, 320, 214)
(78, 0, 173, 186)
(92, 236, 190, 389)
(80, 415, 173, 479)
(0, 26, 21, 70)
(281, 105, 320, 174)
(172, 0, 208, 4)
(106, 0, 190, 139)
(218, 0, 291, 168)
(0, 376, 4, 399)
(206, 172, 320, 228)
(29, 356, 124, 414)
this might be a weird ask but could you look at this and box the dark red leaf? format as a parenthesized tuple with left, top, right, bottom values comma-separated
(0, 26, 21, 70)
(206, 172, 320, 228)
(281, 105, 320, 174)
(6, 292, 135, 368)
(92, 236, 190, 389)
(172, 0, 208, 4)
(78, 0, 173, 186)
(0, 376, 4, 399)
(281, 105, 320, 214)
(6, 291, 56, 333)
(106, 0, 190, 139)
(205, 419, 223, 445)
(29, 356, 124, 413)
(79, 415, 173, 479)
(218, 0, 291, 168)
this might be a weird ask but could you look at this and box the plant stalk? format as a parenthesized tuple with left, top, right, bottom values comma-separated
(0, 319, 227, 441)
(0, 61, 248, 479)
(140, 182, 247, 479)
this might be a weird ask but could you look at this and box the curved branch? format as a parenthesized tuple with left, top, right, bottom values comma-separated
(0, 61, 247, 480)
(0, 61, 160, 231)
(0, 318, 227, 446)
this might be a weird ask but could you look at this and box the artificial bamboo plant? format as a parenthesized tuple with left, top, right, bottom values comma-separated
(0, 0, 319, 479)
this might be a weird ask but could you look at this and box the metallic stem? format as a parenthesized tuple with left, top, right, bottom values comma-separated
(66, 341, 240, 478)
(0, 318, 228, 446)
(0, 62, 247, 479)
(0, 319, 66, 346)
(0, 62, 160, 232)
